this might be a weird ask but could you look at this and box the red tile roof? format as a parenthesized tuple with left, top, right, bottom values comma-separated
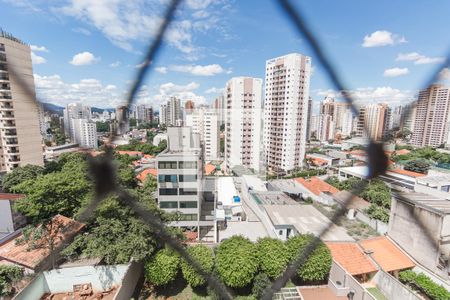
(389, 168, 425, 178)
(0, 215, 85, 270)
(136, 168, 157, 182)
(0, 193, 25, 201)
(298, 286, 347, 300)
(116, 150, 143, 156)
(295, 176, 340, 196)
(395, 149, 411, 155)
(326, 242, 378, 275)
(359, 236, 415, 272)
(143, 154, 154, 159)
(204, 163, 216, 176)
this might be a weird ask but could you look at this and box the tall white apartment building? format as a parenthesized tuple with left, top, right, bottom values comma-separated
(213, 95, 226, 126)
(264, 53, 311, 173)
(225, 77, 263, 173)
(356, 104, 390, 141)
(0, 31, 44, 172)
(63, 103, 91, 136)
(160, 97, 182, 127)
(411, 85, 450, 147)
(70, 118, 98, 149)
(185, 107, 220, 161)
(340, 110, 354, 136)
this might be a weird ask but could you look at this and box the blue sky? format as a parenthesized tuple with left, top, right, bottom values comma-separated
(2, 0, 450, 110)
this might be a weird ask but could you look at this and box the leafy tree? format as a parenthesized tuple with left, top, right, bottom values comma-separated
(404, 160, 430, 174)
(256, 238, 289, 279)
(62, 194, 160, 264)
(365, 204, 390, 223)
(145, 248, 179, 286)
(181, 245, 214, 287)
(0, 265, 23, 296)
(216, 236, 258, 288)
(252, 273, 271, 299)
(14, 160, 90, 223)
(129, 118, 137, 127)
(286, 235, 332, 283)
(2, 164, 44, 192)
(96, 121, 110, 133)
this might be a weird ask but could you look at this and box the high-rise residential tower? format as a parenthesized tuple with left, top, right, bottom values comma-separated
(356, 103, 390, 141)
(225, 77, 263, 173)
(160, 97, 182, 126)
(185, 107, 220, 161)
(0, 31, 43, 172)
(63, 103, 91, 136)
(411, 85, 450, 147)
(263, 53, 311, 173)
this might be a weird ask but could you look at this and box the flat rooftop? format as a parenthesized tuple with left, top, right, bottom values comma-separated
(263, 204, 354, 241)
(417, 174, 450, 186)
(253, 191, 297, 205)
(338, 166, 369, 178)
(393, 191, 450, 214)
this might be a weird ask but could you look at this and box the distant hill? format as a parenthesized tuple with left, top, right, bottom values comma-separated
(41, 102, 114, 115)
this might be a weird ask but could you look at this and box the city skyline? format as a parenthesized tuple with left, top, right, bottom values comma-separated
(2, 1, 450, 110)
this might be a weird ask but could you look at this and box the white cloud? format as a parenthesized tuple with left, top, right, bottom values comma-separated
(186, 0, 214, 10)
(33, 74, 124, 108)
(439, 68, 450, 81)
(109, 61, 120, 67)
(69, 51, 99, 66)
(152, 82, 205, 107)
(155, 67, 168, 74)
(170, 64, 224, 76)
(30, 45, 49, 52)
(58, 0, 229, 58)
(205, 87, 225, 94)
(362, 30, 406, 47)
(31, 52, 47, 64)
(316, 86, 414, 107)
(396, 52, 445, 65)
(72, 27, 91, 35)
(383, 67, 409, 77)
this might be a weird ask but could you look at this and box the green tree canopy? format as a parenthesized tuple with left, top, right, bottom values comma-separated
(2, 164, 44, 192)
(145, 248, 179, 286)
(13, 155, 91, 223)
(181, 245, 214, 287)
(216, 236, 258, 288)
(256, 237, 289, 279)
(285, 235, 332, 283)
(404, 159, 430, 174)
(252, 273, 271, 299)
(62, 193, 164, 264)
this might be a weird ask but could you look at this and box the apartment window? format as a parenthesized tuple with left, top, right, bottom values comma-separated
(160, 201, 178, 209)
(158, 161, 177, 169)
(179, 201, 198, 208)
(158, 175, 177, 183)
(159, 188, 178, 195)
(179, 213, 198, 221)
(179, 188, 198, 195)
(179, 161, 197, 169)
(179, 175, 197, 182)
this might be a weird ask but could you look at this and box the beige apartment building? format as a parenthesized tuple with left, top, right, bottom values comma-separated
(0, 31, 43, 172)
(263, 53, 311, 173)
(356, 103, 390, 141)
(411, 84, 450, 147)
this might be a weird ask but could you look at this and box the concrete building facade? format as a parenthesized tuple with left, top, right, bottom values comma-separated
(411, 85, 450, 147)
(185, 107, 220, 161)
(156, 127, 212, 230)
(0, 32, 44, 172)
(225, 77, 263, 173)
(263, 53, 311, 173)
